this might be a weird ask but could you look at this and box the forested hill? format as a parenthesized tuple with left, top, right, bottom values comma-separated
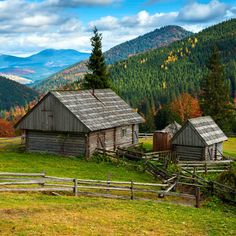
(33, 25, 192, 93)
(0, 76, 39, 111)
(110, 19, 236, 111)
(104, 26, 192, 64)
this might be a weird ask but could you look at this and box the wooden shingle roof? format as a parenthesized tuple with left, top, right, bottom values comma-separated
(171, 116, 228, 146)
(51, 89, 144, 131)
(188, 116, 227, 145)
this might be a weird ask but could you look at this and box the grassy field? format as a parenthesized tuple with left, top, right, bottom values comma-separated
(223, 137, 236, 158)
(0, 137, 235, 235)
(0, 193, 235, 236)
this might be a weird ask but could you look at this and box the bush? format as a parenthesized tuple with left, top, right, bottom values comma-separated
(0, 119, 15, 137)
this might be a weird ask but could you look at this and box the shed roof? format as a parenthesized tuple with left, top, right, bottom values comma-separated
(50, 89, 144, 131)
(159, 121, 181, 135)
(172, 116, 227, 146)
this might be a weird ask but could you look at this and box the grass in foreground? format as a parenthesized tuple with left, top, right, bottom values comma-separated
(0, 193, 235, 236)
(0, 137, 235, 236)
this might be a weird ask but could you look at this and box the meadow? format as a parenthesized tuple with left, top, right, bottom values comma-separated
(0, 137, 235, 236)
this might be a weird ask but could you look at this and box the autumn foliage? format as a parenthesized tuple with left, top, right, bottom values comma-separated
(0, 119, 15, 137)
(171, 93, 202, 123)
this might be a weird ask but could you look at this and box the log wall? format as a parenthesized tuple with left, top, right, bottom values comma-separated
(26, 130, 86, 156)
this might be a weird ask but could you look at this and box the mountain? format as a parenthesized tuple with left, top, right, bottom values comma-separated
(34, 19, 236, 114)
(104, 25, 193, 64)
(0, 76, 39, 111)
(109, 19, 236, 111)
(33, 25, 192, 92)
(0, 49, 90, 82)
(0, 73, 32, 84)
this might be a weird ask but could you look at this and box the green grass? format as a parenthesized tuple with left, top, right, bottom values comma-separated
(223, 137, 236, 159)
(0, 137, 235, 235)
(0, 193, 235, 236)
(0, 138, 153, 182)
(139, 137, 153, 151)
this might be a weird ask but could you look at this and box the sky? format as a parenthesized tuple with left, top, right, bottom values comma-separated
(0, 0, 235, 56)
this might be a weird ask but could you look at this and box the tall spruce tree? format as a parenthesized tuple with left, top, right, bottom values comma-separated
(83, 27, 110, 89)
(200, 47, 233, 130)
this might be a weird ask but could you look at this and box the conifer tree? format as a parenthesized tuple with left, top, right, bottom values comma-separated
(83, 27, 110, 89)
(200, 47, 233, 130)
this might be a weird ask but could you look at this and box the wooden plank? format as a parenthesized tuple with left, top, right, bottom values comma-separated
(0, 181, 44, 185)
(165, 183, 176, 192)
(0, 187, 72, 192)
(0, 172, 45, 177)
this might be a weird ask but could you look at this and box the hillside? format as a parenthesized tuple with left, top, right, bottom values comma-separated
(105, 25, 192, 64)
(0, 49, 90, 82)
(109, 19, 236, 111)
(33, 26, 192, 93)
(0, 76, 39, 111)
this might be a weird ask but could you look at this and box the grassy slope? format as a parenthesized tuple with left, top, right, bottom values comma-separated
(0, 138, 152, 182)
(0, 137, 235, 235)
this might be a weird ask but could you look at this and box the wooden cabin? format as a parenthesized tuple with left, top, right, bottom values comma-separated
(171, 116, 228, 161)
(153, 122, 181, 151)
(15, 89, 144, 157)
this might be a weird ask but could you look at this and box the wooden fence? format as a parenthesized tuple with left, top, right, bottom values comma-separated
(177, 160, 232, 174)
(0, 171, 202, 207)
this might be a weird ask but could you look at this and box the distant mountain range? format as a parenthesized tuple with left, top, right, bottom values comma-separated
(33, 25, 193, 92)
(0, 76, 39, 111)
(0, 49, 90, 82)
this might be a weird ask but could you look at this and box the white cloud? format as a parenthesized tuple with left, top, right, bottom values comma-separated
(178, 0, 229, 23)
(0, 0, 235, 56)
(45, 0, 121, 7)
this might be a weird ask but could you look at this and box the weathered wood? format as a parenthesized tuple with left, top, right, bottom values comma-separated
(45, 176, 74, 182)
(195, 187, 200, 208)
(130, 181, 134, 200)
(73, 179, 78, 196)
(165, 183, 176, 192)
(0, 181, 44, 185)
(0, 172, 45, 177)
(163, 175, 177, 183)
(0, 187, 72, 192)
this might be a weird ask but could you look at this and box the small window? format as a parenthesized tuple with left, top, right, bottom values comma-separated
(121, 128, 127, 137)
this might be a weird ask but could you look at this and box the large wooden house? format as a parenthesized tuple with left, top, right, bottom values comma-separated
(171, 116, 228, 161)
(15, 89, 144, 157)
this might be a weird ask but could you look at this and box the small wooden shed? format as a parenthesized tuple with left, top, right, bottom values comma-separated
(15, 89, 144, 157)
(153, 122, 181, 151)
(171, 116, 228, 161)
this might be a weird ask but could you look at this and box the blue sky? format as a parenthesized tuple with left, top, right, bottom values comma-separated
(0, 0, 235, 56)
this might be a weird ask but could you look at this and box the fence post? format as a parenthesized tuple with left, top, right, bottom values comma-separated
(73, 178, 78, 196)
(195, 187, 200, 208)
(204, 162, 208, 175)
(130, 181, 134, 200)
(173, 172, 180, 192)
(107, 173, 111, 194)
(41, 171, 45, 187)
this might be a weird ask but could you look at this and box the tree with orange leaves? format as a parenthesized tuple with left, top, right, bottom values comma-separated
(0, 119, 15, 137)
(171, 93, 202, 123)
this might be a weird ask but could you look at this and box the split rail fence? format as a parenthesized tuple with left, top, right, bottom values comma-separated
(0, 171, 202, 207)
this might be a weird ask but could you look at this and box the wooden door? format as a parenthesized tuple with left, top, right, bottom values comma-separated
(97, 132, 106, 150)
